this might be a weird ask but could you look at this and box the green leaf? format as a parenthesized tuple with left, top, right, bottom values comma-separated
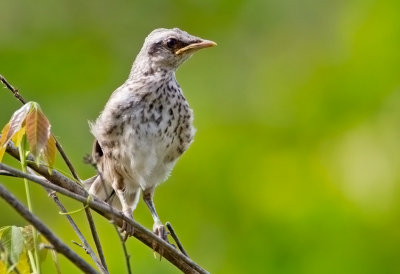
(0, 226, 24, 264)
(50, 249, 61, 274)
(38, 235, 48, 264)
(0, 226, 10, 239)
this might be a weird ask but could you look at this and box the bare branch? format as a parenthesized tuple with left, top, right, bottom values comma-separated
(0, 74, 26, 104)
(85, 208, 109, 272)
(0, 169, 19, 177)
(0, 182, 98, 274)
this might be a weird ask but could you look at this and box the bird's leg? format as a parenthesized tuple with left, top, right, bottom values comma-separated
(113, 178, 134, 240)
(143, 187, 169, 242)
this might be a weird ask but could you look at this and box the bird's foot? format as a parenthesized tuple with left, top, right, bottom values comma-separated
(153, 221, 169, 243)
(120, 211, 134, 241)
(151, 221, 172, 260)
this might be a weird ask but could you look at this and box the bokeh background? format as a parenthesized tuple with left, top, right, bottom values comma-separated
(1, 0, 400, 273)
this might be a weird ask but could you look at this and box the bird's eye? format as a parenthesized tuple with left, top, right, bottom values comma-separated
(166, 38, 178, 49)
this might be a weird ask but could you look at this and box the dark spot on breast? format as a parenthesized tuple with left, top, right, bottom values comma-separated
(177, 146, 184, 155)
(155, 116, 162, 125)
(142, 93, 151, 101)
(106, 125, 117, 135)
(144, 67, 155, 76)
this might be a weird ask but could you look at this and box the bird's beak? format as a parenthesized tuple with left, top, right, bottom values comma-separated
(175, 39, 217, 55)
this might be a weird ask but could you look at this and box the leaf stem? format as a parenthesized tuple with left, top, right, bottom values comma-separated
(19, 135, 41, 274)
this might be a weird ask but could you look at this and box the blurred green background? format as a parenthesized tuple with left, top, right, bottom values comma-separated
(1, 0, 400, 273)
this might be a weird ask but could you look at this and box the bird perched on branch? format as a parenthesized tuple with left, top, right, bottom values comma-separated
(86, 28, 216, 241)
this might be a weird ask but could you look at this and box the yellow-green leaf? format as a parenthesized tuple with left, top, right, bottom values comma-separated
(11, 126, 26, 148)
(0, 123, 11, 163)
(43, 135, 56, 173)
(15, 251, 30, 274)
(0, 226, 10, 240)
(0, 260, 6, 274)
(25, 107, 50, 158)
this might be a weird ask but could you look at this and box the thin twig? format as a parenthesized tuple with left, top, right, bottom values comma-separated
(85, 208, 109, 272)
(0, 182, 98, 274)
(166, 222, 189, 257)
(0, 75, 107, 271)
(0, 170, 19, 177)
(72, 241, 89, 253)
(0, 74, 26, 104)
(40, 243, 55, 250)
(47, 189, 108, 274)
(0, 161, 209, 274)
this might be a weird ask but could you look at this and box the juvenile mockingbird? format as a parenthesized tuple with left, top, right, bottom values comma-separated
(86, 28, 216, 241)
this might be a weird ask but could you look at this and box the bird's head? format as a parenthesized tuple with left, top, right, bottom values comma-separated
(134, 28, 216, 73)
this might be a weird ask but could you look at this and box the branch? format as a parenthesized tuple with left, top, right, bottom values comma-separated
(84, 208, 108, 272)
(166, 222, 189, 257)
(0, 74, 26, 104)
(47, 189, 108, 274)
(0, 161, 209, 274)
(0, 75, 106, 270)
(0, 182, 98, 274)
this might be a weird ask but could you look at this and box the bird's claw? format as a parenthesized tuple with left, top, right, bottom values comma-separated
(153, 222, 169, 243)
(120, 211, 134, 241)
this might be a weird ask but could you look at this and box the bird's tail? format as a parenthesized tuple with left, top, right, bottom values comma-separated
(82, 175, 98, 191)
(83, 174, 116, 205)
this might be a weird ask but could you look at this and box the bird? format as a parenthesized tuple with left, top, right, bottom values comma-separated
(85, 28, 216, 241)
